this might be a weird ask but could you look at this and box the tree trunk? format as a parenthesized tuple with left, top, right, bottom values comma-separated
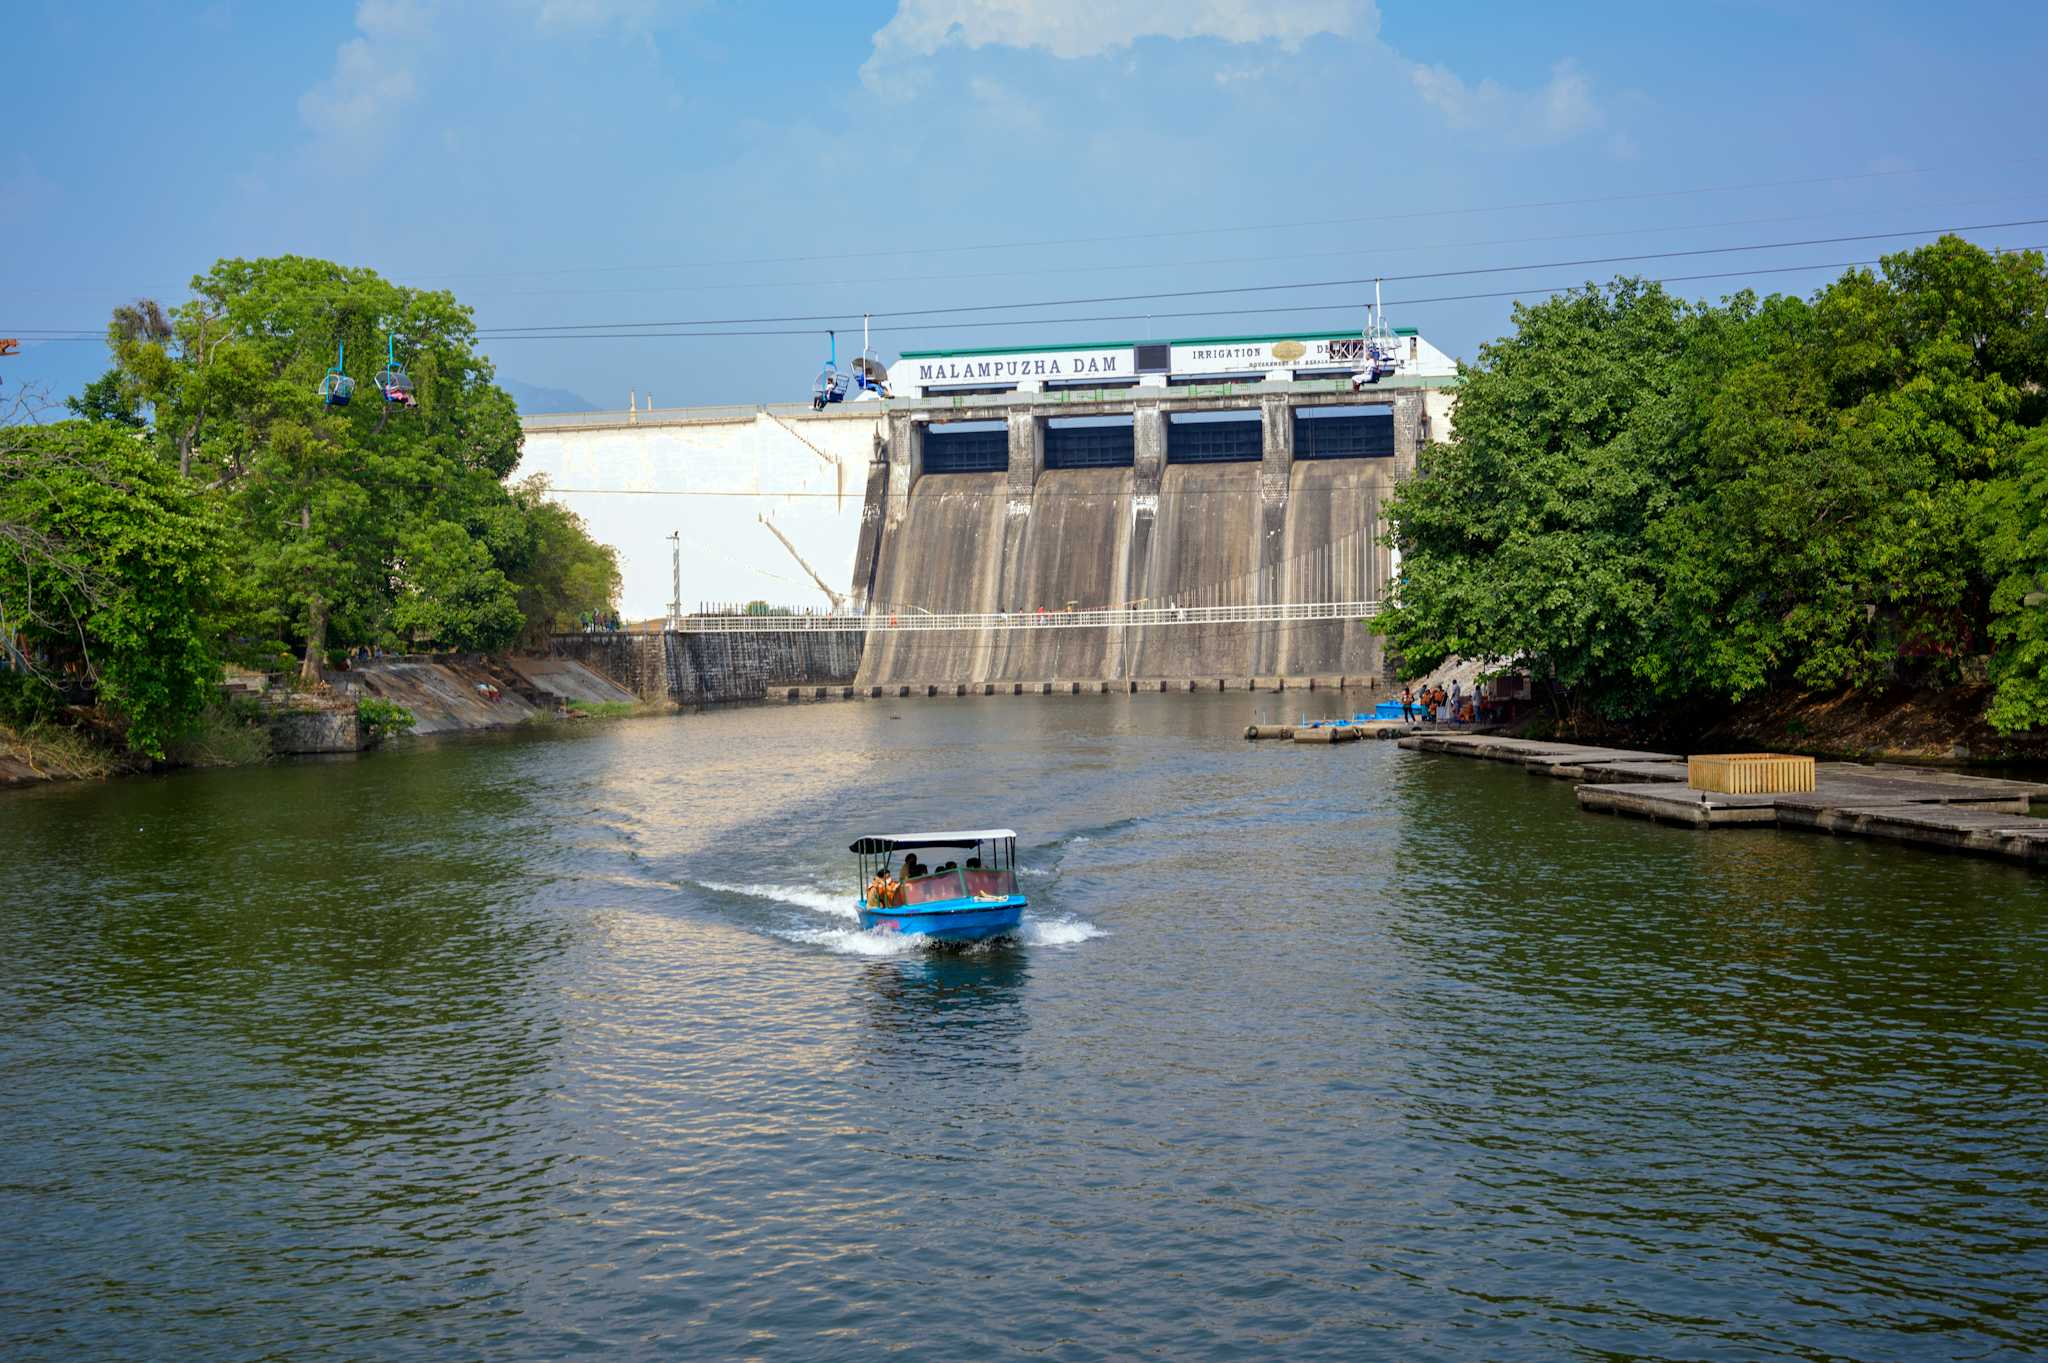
(300, 595, 327, 688)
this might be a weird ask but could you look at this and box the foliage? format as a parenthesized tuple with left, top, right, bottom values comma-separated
(1379, 237, 2048, 733)
(100, 255, 604, 679)
(65, 369, 146, 427)
(565, 698, 638, 719)
(506, 476, 623, 647)
(0, 421, 229, 757)
(164, 703, 273, 768)
(1376, 278, 1723, 717)
(1976, 428, 2048, 732)
(0, 719, 122, 782)
(357, 697, 417, 743)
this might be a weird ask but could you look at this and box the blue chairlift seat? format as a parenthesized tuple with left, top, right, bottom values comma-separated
(376, 364, 416, 407)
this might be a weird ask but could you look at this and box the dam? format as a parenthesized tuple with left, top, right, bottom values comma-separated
(516, 329, 1459, 693)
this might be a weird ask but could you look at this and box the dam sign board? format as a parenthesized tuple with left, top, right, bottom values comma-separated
(1171, 336, 1376, 376)
(913, 348, 1128, 387)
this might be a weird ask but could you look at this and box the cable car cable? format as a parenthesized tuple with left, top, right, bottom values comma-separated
(467, 217, 2048, 335)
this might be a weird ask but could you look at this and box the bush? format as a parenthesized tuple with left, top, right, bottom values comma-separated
(358, 697, 416, 743)
(164, 705, 272, 768)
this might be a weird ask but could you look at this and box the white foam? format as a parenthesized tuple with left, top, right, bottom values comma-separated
(1019, 914, 1107, 946)
(701, 880, 858, 920)
(774, 924, 928, 957)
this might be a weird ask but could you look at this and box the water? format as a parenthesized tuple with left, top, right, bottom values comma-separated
(3, 694, 2045, 1361)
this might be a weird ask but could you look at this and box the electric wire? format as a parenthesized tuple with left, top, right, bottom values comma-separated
(473, 247, 2048, 342)
(469, 218, 2048, 335)
(420, 155, 2048, 281)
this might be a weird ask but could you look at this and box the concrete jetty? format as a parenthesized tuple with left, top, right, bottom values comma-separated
(1398, 732, 2048, 867)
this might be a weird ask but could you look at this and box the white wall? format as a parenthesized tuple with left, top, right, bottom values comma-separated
(514, 412, 881, 620)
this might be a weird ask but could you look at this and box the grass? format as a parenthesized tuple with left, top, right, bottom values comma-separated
(163, 704, 273, 768)
(564, 699, 642, 720)
(0, 719, 124, 781)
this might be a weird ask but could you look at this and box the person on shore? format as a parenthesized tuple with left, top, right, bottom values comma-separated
(1401, 686, 1415, 721)
(1448, 680, 1463, 724)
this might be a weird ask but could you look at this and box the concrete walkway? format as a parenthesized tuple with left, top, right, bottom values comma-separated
(1397, 733, 2048, 867)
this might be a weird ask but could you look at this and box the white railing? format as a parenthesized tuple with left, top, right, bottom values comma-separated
(670, 600, 1382, 633)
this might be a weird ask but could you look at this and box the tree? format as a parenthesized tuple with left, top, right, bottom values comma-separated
(65, 370, 146, 427)
(1978, 428, 2048, 733)
(100, 256, 539, 679)
(389, 520, 524, 653)
(504, 475, 622, 646)
(1377, 238, 2048, 733)
(1376, 279, 1718, 719)
(0, 421, 227, 756)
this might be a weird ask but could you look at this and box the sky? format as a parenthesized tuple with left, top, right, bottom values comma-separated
(7, 0, 2048, 415)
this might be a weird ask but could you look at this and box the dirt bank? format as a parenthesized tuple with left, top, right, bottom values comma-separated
(2, 655, 642, 790)
(1701, 684, 2048, 766)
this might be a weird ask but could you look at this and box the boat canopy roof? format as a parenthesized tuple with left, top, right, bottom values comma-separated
(849, 829, 1015, 854)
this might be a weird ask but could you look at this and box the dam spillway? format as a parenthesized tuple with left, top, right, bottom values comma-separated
(518, 370, 1457, 691)
(851, 380, 1452, 688)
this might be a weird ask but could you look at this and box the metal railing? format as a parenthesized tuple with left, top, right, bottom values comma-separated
(671, 600, 1381, 633)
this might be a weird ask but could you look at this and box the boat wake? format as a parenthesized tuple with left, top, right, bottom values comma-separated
(695, 879, 1105, 956)
(700, 880, 857, 920)
(1017, 915, 1106, 946)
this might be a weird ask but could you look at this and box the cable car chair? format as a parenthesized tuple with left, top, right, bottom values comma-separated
(318, 340, 355, 407)
(812, 330, 849, 410)
(374, 332, 417, 408)
(850, 314, 889, 399)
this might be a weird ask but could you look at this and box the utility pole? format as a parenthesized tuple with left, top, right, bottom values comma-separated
(667, 531, 682, 629)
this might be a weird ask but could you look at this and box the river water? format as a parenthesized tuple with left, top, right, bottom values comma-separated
(3, 694, 2044, 1361)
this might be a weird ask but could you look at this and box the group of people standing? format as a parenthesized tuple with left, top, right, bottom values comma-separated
(1399, 679, 1470, 725)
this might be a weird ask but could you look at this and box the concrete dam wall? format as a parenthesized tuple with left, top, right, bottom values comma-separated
(552, 629, 865, 706)
(853, 383, 1448, 688)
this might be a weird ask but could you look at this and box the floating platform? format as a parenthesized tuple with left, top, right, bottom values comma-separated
(1398, 734, 2048, 867)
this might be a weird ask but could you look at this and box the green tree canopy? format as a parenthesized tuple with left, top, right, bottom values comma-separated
(94, 255, 612, 677)
(1379, 237, 2048, 732)
(0, 421, 228, 756)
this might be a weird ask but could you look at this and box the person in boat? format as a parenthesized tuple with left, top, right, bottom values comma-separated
(867, 864, 899, 909)
(901, 852, 925, 880)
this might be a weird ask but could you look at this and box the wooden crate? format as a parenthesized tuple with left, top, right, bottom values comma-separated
(1688, 753, 1815, 795)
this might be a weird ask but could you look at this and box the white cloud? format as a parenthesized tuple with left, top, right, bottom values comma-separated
(525, 0, 663, 29)
(863, 0, 1377, 86)
(299, 33, 421, 138)
(1409, 57, 1604, 145)
(299, 0, 682, 140)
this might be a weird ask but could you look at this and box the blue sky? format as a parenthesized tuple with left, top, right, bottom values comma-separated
(7, 1, 2046, 412)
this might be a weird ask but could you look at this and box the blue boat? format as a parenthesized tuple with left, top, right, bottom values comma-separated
(850, 829, 1028, 943)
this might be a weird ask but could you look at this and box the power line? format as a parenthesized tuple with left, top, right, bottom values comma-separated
(474, 248, 2045, 342)
(399, 192, 2046, 300)
(5, 190, 2028, 312)
(470, 218, 2048, 335)
(420, 156, 2047, 281)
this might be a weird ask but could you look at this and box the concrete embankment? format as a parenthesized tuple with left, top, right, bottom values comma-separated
(347, 656, 635, 735)
(1401, 731, 2048, 867)
(550, 630, 865, 706)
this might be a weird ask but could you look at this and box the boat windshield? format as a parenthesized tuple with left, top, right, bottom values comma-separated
(900, 866, 1015, 904)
